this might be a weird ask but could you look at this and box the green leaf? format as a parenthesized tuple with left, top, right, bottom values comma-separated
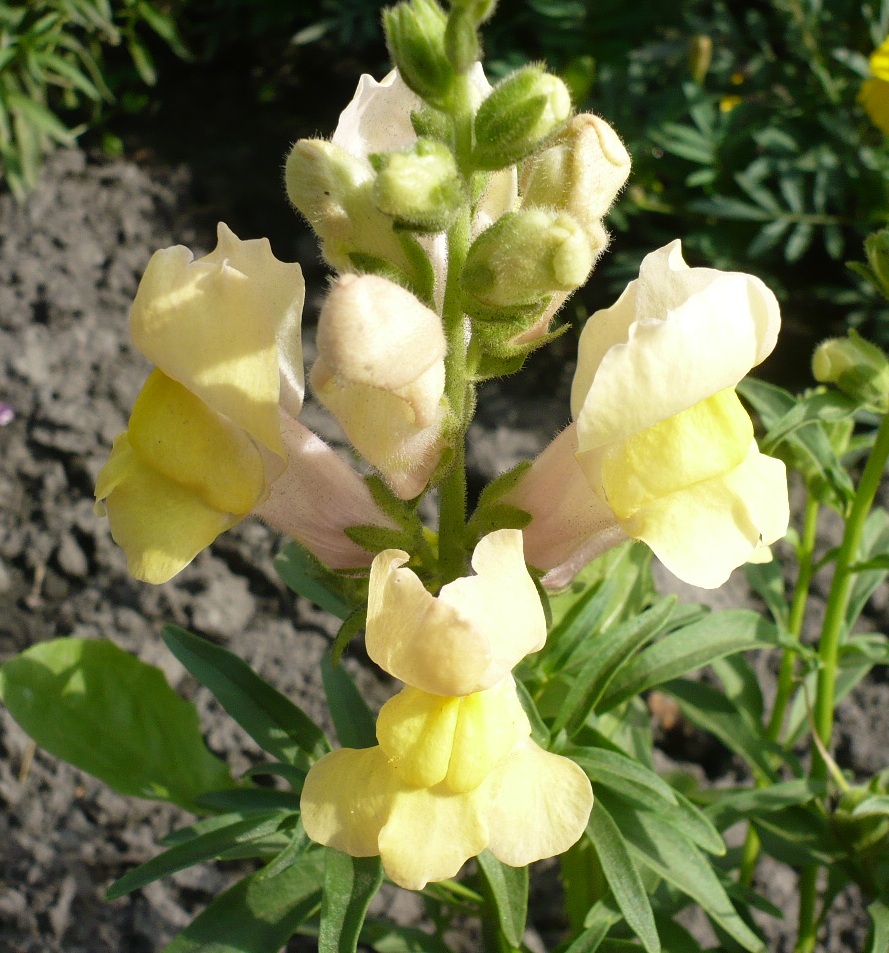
(163, 626, 329, 764)
(605, 797, 764, 952)
(662, 678, 782, 780)
(361, 923, 453, 953)
(0, 638, 232, 811)
(160, 852, 324, 953)
(744, 559, 788, 627)
(477, 850, 528, 948)
(552, 598, 676, 734)
(108, 812, 294, 899)
(847, 508, 889, 629)
(322, 655, 377, 749)
(867, 899, 889, 953)
(752, 806, 841, 866)
(586, 806, 660, 953)
(275, 541, 353, 619)
(560, 903, 622, 953)
(195, 788, 303, 813)
(319, 851, 384, 953)
(702, 779, 823, 831)
(598, 611, 778, 712)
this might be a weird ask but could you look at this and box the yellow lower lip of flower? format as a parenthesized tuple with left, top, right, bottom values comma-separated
(598, 387, 752, 520)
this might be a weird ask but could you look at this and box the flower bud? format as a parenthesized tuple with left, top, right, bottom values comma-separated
(520, 113, 631, 232)
(448, 0, 497, 24)
(285, 138, 414, 276)
(688, 35, 713, 85)
(462, 209, 597, 314)
(473, 66, 572, 170)
(444, 7, 480, 73)
(865, 228, 889, 297)
(384, 0, 455, 108)
(311, 274, 448, 499)
(371, 138, 465, 232)
(812, 331, 889, 410)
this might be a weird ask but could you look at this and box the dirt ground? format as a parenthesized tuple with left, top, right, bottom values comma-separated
(0, 146, 886, 952)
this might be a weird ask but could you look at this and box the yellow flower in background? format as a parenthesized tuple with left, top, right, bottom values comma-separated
(300, 530, 594, 889)
(571, 240, 788, 589)
(861, 36, 889, 134)
(95, 224, 305, 583)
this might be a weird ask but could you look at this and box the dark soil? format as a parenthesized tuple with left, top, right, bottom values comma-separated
(0, 140, 886, 952)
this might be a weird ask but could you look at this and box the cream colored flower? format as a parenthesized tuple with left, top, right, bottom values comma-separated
(96, 224, 394, 583)
(300, 530, 593, 889)
(311, 273, 448, 500)
(510, 240, 788, 589)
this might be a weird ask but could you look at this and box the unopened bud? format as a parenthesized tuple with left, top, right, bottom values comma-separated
(448, 0, 497, 24)
(311, 274, 448, 499)
(688, 35, 713, 85)
(371, 139, 464, 232)
(865, 228, 889, 297)
(473, 66, 572, 170)
(812, 331, 889, 410)
(520, 113, 630, 232)
(285, 139, 413, 275)
(444, 8, 480, 73)
(384, 0, 455, 108)
(462, 209, 598, 313)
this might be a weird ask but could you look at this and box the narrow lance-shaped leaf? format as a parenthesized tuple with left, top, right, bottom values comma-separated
(319, 850, 384, 953)
(477, 850, 529, 948)
(163, 625, 329, 763)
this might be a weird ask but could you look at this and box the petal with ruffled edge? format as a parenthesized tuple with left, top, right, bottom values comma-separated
(483, 742, 593, 867)
(130, 223, 304, 455)
(571, 241, 780, 434)
(366, 529, 546, 695)
(95, 433, 240, 584)
(300, 747, 394, 858)
(620, 443, 789, 589)
(378, 784, 489, 890)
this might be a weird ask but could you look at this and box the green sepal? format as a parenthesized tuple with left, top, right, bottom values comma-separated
(444, 6, 480, 74)
(473, 316, 570, 367)
(346, 249, 434, 309)
(465, 461, 532, 545)
(410, 105, 454, 145)
(383, 0, 455, 109)
(0, 637, 234, 812)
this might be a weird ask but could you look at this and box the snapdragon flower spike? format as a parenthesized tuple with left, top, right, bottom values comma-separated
(508, 240, 789, 590)
(311, 273, 448, 500)
(95, 224, 395, 583)
(301, 529, 594, 890)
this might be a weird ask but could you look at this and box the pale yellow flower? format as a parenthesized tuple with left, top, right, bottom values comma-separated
(96, 224, 394, 582)
(861, 37, 889, 135)
(300, 530, 593, 889)
(510, 240, 789, 589)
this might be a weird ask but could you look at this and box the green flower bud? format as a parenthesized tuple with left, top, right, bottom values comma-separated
(473, 66, 572, 170)
(384, 0, 455, 109)
(812, 330, 889, 410)
(448, 0, 497, 24)
(832, 786, 889, 855)
(371, 139, 465, 232)
(462, 208, 597, 313)
(865, 228, 889, 297)
(444, 8, 480, 73)
(520, 113, 630, 234)
(285, 139, 413, 276)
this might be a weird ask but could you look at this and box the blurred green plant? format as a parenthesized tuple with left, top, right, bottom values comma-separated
(0, 0, 188, 199)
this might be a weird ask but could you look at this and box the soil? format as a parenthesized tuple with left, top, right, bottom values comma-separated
(0, 139, 886, 953)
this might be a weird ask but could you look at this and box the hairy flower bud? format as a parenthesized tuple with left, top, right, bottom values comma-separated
(311, 274, 448, 499)
(384, 0, 455, 108)
(813, 331, 889, 410)
(285, 139, 413, 276)
(444, 7, 480, 73)
(520, 113, 631, 233)
(462, 208, 598, 314)
(473, 66, 571, 170)
(371, 138, 464, 231)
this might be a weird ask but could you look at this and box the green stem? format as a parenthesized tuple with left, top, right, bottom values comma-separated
(795, 411, 889, 952)
(437, 76, 476, 585)
(738, 494, 819, 888)
(768, 494, 820, 740)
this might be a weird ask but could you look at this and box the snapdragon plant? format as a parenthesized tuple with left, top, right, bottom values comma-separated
(3, 2, 889, 951)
